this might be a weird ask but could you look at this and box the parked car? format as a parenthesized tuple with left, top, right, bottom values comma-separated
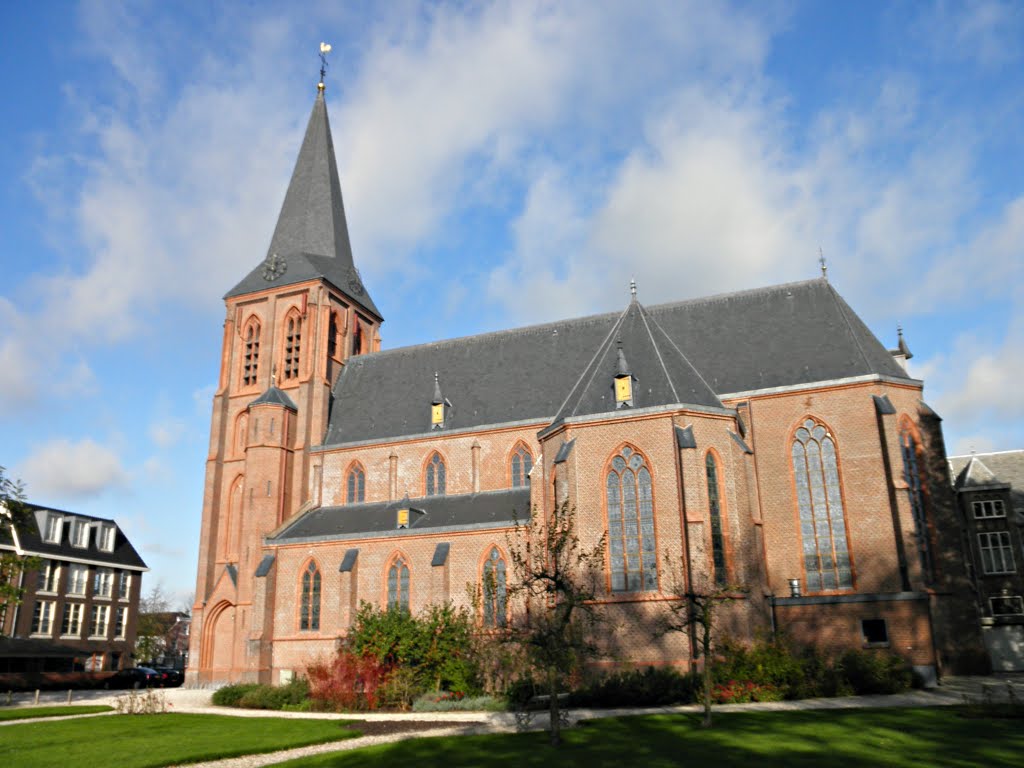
(100, 666, 161, 689)
(150, 666, 184, 687)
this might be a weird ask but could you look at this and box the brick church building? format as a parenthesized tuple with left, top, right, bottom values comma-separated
(187, 81, 985, 686)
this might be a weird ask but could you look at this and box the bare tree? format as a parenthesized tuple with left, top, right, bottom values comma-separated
(659, 567, 746, 728)
(505, 501, 606, 746)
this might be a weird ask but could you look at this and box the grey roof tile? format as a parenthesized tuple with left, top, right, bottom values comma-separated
(225, 93, 380, 318)
(250, 386, 298, 410)
(949, 450, 1024, 517)
(254, 554, 275, 577)
(273, 488, 531, 542)
(323, 279, 911, 446)
(339, 548, 359, 572)
(431, 542, 450, 566)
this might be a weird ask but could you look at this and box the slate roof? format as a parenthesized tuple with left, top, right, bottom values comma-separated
(949, 450, 1024, 516)
(0, 503, 148, 570)
(549, 298, 723, 429)
(323, 278, 911, 447)
(226, 91, 380, 319)
(272, 487, 531, 543)
(250, 385, 298, 410)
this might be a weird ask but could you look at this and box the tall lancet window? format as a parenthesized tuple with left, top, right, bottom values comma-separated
(510, 445, 533, 488)
(899, 423, 933, 582)
(242, 318, 261, 386)
(387, 556, 410, 611)
(426, 453, 446, 496)
(300, 561, 321, 631)
(706, 452, 728, 586)
(347, 463, 366, 504)
(482, 547, 507, 628)
(283, 313, 302, 381)
(606, 446, 658, 592)
(791, 418, 853, 591)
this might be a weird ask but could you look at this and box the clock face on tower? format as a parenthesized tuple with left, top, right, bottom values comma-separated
(347, 267, 365, 296)
(262, 253, 288, 281)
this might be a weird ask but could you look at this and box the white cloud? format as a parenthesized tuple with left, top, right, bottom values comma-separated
(17, 438, 130, 501)
(149, 420, 186, 449)
(914, 0, 1024, 67)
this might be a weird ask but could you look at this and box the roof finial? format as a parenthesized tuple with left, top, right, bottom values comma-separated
(318, 42, 332, 92)
(432, 371, 443, 405)
(629, 277, 637, 301)
(818, 246, 828, 280)
(271, 364, 278, 387)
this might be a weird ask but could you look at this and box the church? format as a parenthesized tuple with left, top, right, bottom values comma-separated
(187, 79, 985, 687)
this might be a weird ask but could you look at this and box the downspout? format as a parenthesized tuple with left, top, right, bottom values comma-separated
(672, 426, 698, 668)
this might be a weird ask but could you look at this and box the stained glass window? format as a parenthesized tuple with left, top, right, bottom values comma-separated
(347, 465, 365, 503)
(899, 426, 933, 581)
(607, 446, 658, 592)
(482, 547, 507, 628)
(706, 453, 727, 586)
(792, 419, 852, 591)
(388, 557, 410, 610)
(426, 453, 446, 496)
(511, 446, 533, 488)
(300, 561, 321, 631)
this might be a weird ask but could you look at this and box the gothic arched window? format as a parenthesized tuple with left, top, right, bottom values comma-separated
(899, 422, 933, 582)
(300, 561, 321, 631)
(242, 318, 261, 386)
(792, 418, 853, 591)
(510, 445, 533, 488)
(387, 556, 410, 611)
(706, 452, 727, 586)
(606, 446, 658, 592)
(426, 453, 446, 496)
(283, 313, 302, 381)
(346, 463, 366, 504)
(482, 547, 507, 628)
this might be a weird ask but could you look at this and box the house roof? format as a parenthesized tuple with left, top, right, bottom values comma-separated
(0, 503, 148, 570)
(225, 91, 380, 319)
(949, 450, 1024, 515)
(272, 487, 531, 543)
(322, 278, 911, 447)
(249, 385, 298, 410)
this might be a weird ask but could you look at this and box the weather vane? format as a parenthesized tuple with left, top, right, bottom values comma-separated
(318, 42, 332, 91)
(818, 246, 828, 280)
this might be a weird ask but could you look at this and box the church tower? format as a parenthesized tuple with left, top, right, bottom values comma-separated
(189, 77, 381, 684)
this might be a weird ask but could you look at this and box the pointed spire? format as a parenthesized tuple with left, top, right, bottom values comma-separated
(432, 371, 443, 405)
(616, 341, 631, 377)
(896, 325, 913, 360)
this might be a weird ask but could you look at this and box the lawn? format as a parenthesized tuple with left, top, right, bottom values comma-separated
(270, 708, 1024, 768)
(1, 712, 359, 768)
(0, 705, 112, 722)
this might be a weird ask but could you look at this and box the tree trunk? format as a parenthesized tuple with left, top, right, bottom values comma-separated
(701, 619, 713, 728)
(548, 668, 561, 747)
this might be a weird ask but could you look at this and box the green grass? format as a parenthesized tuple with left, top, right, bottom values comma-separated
(0, 705, 113, 722)
(270, 708, 1024, 768)
(0, 712, 359, 768)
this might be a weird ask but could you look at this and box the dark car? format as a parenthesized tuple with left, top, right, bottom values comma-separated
(101, 666, 161, 689)
(150, 666, 185, 687)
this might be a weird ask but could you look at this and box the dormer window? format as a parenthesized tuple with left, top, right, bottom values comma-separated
(70, 519, 88, 548)
(44, 514, 63, 544)
(613, 344, 635, 408)
(98, 524, 116, 552)
(430, 372, 450, 430)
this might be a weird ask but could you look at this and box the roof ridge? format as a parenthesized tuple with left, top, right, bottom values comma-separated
(949, 449, 1024, 459)
(559, 304, 631, 419)
(639, 301, 722, 406)
(636, 302, 679, 403)
(825, 281, 873, 372)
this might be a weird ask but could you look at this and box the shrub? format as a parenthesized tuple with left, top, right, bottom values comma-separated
(711, 680, 784, 704)
(212, 683, 262, 707)
(714, 634, 808, 698)
(836, 650, 911, 695)
(237, 678, 310, 710)
(412, 691, 506, 712)
(569, 667, 700, 708)
(306, 649, 391, 711)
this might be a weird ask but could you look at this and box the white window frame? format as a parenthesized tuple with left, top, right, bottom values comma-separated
(44, 514, 63, 544)
(31, 600, 56, 635)
(70, 519, 89, 548)
(61, 602, 84, 637)
(990, 595, 1024, 616)
(67, 563, 88, 596)
(89, 604, 110, 638)
(114, 606, 129, 639)
(98, 524, 116, 552)
(118, 571, 132, 600)
(972, 499, 1006, 519)
(978, 531, 1016, 575)
(93, 568, 113, 599)
(39, 560, 61, 593)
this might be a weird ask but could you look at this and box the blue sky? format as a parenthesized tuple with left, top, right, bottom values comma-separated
(2, 1, 1022, 606)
